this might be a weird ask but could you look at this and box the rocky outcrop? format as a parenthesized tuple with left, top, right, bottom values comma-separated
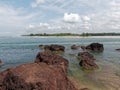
(78, 52, 99, 70)
(86, 43, 104, 52)
(44, 44, 65, 51)
(0, 63, 77, 90)
(35, 51, 69, 72)
(71, 45, 79, 50)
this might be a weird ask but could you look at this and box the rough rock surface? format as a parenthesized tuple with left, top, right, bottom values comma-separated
(78, 52, 99, 70)
(0, 63, 77, 90)
(86, 43, 104, 52)
(71, 45, 79, 50)
(80, 88, 90, 90)
(44, 44, 65, 51)
(35, 51, 69, 72)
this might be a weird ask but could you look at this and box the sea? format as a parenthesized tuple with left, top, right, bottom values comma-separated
(0, 36, 120, 90)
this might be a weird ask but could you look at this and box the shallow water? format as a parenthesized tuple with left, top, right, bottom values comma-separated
(0, 36, 120, 90)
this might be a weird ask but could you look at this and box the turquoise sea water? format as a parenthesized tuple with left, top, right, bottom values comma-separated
(0, 36, 120, 89)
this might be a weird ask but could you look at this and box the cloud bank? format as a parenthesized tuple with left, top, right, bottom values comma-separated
(0, 0, 120, 35)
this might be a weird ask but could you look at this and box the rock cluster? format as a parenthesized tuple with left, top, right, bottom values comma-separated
(0, 51, 77, 90)
(78, 52, 99, 70)
(0, 42, 104, 90)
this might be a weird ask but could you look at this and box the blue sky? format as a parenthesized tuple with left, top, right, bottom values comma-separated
(0, 0, 120, 35)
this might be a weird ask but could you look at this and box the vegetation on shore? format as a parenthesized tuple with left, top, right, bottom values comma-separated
(22, 32, 120, 37)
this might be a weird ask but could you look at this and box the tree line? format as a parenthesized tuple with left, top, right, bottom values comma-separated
(22, 33, 120, 36)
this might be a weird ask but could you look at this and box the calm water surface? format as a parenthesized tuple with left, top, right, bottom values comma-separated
(0, 36, 120, 90)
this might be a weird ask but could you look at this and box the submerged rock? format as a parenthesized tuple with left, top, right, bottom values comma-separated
(35, 51, 69, 72)
(78, 52, 95, 61)
(44, 44, 65, 52)
(71, 45, 79, 50)
(78, 52, 99, 70)
(0, 63, 77, 90)
(86, 43, 104, 52)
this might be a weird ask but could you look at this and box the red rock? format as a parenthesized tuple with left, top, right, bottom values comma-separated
(0, 63, 77, 90)
(35, 51, 69, 72)
(78, 52, 99, 70)
(44, 44, 65, 51)
(86, 43, 104, 52)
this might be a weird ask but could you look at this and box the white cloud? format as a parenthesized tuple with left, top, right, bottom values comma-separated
(28, 24, 35, 29)
(39, 23, 49, 27)
(82, 16, 90, 21)
(31, 0, 45, 7)
(27, 23, 49, 29)
(63, 13, 81, 23)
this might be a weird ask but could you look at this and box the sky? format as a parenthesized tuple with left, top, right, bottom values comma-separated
(0, 0, 120, 36)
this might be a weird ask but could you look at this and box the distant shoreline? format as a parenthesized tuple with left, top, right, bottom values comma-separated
(22, 33, 120, 37)
(22, 33, 120, 38)
(22, 36, 120, 39)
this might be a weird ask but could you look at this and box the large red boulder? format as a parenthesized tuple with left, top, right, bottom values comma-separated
(0, 63, 77, 90)
(35, 51, 69, 72)
(78, 52, 99, 70)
